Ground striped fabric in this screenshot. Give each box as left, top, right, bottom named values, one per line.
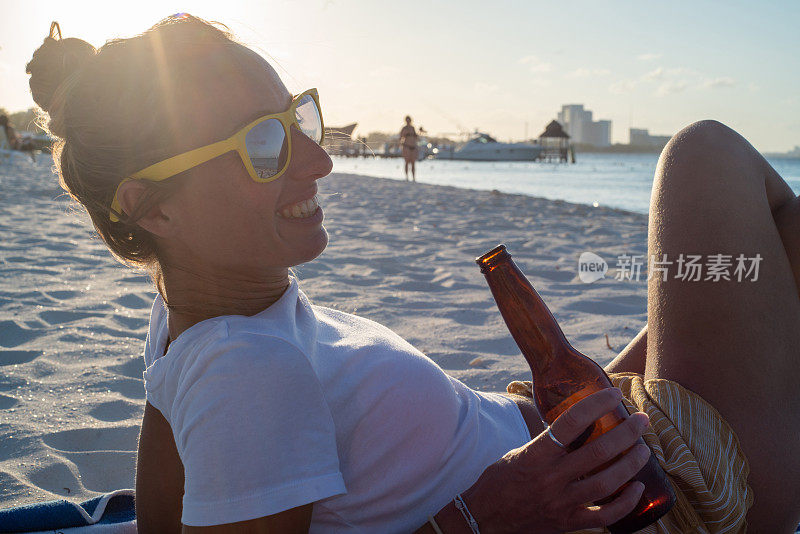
left=571, top=373, right=753, bottom=534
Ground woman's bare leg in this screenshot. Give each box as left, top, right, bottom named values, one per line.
left=605, top=324, right=648, bottom=374
left=608, top=190, right=800, bottom=377
left=608, top=183, right=800, bottom=377
left=644, top=120, right=800, bottom=532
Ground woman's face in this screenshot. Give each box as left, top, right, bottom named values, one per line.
left=160, top=46, right=333, bottom=278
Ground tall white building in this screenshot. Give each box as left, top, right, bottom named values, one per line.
left=556, top=104, right=612, bottom=147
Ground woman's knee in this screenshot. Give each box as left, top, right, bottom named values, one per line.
left=654, top=120, right=760, bottom=197
left=666, top=120, right=743, bottom=157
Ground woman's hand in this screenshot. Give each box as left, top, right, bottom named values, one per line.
left=448, top=388, right=651, bottom=534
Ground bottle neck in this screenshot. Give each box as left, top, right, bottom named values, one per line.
left=479, top=249, right=573, bottom=375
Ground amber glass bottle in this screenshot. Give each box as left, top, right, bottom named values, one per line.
left=476, top=244, right=675, bottom=533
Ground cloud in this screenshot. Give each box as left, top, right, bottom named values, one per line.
left=643, top=67, right=664, bottom=81
left=656, top=80, right=688, bottom=96
left=643, top=67, right=691, bottom=82
left=567, top=68, right=611, bottom=78
left=637, top=53, right=662, bottom=61
left=702, top=77, right=736, bottom=89
left=609, top=79, right=638, bottom=94
left=518, top=55, right=552, bottom=73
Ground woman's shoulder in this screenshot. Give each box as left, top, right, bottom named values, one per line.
left=147, top=307, right=310, bottom=381
left=182, top=319, right=309, bottom=367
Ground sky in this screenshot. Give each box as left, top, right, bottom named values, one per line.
left=1, top=0, right=798, bottom=150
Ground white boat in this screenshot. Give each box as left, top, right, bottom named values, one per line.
left=433, top=132, right=543, bottom=161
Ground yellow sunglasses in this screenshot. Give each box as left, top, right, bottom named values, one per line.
left=110, top=88, right=324, bottom=222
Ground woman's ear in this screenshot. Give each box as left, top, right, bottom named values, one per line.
left=116, top=181, right=175, bottom=238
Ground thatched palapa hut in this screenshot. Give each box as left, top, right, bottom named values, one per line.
left=537, top=120, right=573, bottom=163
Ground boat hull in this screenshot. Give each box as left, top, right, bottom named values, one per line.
left=434, top=145, right=543, bottom=161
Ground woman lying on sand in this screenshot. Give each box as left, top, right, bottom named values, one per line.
left=26, top=15, right=800, bottom=533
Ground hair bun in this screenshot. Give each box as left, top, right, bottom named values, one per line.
left=26, top=22, right=96, bottom=114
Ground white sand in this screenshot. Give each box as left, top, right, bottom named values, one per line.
left=0, top=152, right=649, bottom=508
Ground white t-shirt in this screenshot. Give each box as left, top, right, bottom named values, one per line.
left=143, top=278, right=531, bottom=532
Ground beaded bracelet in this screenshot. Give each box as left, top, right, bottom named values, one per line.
left=427, top=515, right=445, bottom=534
left=453, top=493, right=481, bottom=534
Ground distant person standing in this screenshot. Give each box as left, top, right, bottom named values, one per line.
left=0, top=114, right=36, bottom=161
left=399, top=115, right=418, bottom=182
left=0, top=114, right=20, bottom=151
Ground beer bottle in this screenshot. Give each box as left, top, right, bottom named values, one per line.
left=476, top=244, right=675, bottom=533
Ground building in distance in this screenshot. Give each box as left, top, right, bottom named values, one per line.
left=629, top=128, right=671, bottom=151
left=557, top=104, right=612, bottom=147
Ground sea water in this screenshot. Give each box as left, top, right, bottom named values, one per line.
left=4, top=150, right=798, bottom=216
left=331, top=153, right=800, bottom=215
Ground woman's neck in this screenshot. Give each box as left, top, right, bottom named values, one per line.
left=161, top=263, right=291, bottom=341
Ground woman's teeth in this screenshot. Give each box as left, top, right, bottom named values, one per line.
left=281, top=196, right=319, bottom=219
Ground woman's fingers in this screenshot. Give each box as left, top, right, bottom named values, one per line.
left=560, top=411, right=650, bottom=480
left=544, top=388, right=625, bottom=452
left=565, top=481, right=646, bottom=531
left=566, top=443, right=651, bottom=506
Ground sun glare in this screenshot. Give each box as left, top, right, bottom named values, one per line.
left=43, top=1, right=223, bottom=48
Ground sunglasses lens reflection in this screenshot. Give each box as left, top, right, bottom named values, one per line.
left=295, top=94, right=322, bottom=144
left=245, top=118, right=286, bottom=179
left=244, top=94, right=322, bottom=181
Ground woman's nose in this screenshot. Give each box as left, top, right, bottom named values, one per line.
left=288, top=125, right=332, bottom=181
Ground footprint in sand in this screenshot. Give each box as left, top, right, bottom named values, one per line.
left=38, top=310, right=103, bottom=325
left=0, top=394, right=19, bottom=409
left=25, top=461, right=82, bottom=498
left=43, top=426, right=140, bottom=453
left=112, top=315, right=148, bottom=331
left=92, top=377, right=145, bottom=400
left=112, top=293, right=151, bottom=310
left=439, top=308, right=490, bottom=327
left=107, top=358, right=145, bottom=380
left=0, top=350, right=41, bottom=365
left=41, top=428, right=140, bottom=491
left=63, top=450, right=137, bottom=493
left=0, top=321, right=41, bottom=348
left=89, top=400, right=143, bottom=422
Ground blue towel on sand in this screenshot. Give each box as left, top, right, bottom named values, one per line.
left=0, top=489, right=136, bottom=533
